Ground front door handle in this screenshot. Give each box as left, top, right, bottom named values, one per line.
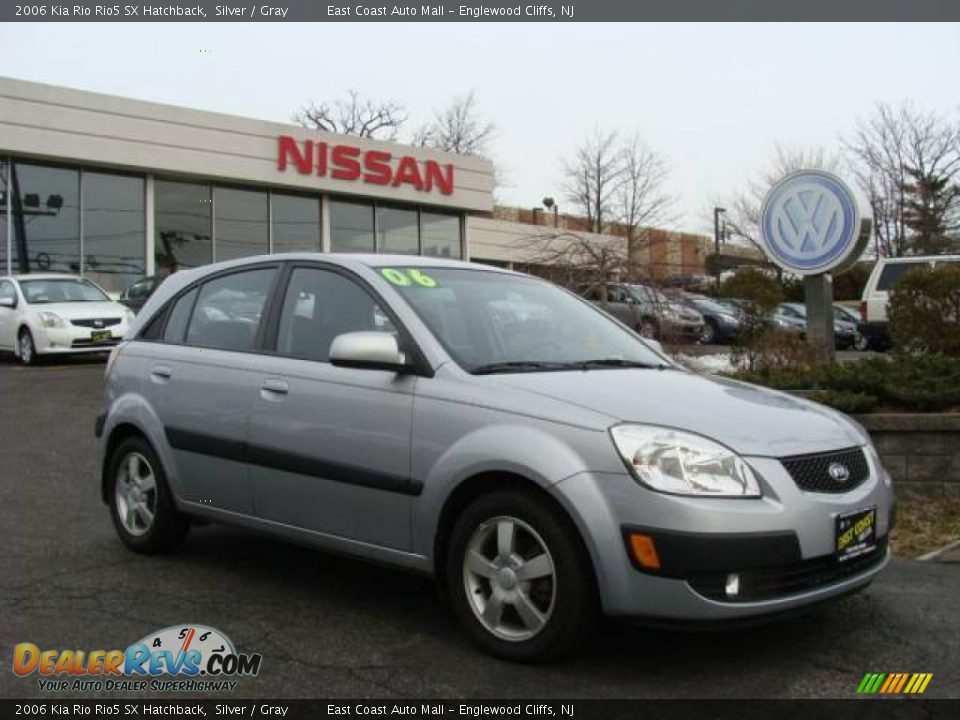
left=260, top=379, right=289, bottom=398
left=150, top=365, right=172, bottom=382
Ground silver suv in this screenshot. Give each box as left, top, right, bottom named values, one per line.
left=98, top=255, right=894, bottom=661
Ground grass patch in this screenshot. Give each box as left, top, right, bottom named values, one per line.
left=890, top=497, right=960, bottom=559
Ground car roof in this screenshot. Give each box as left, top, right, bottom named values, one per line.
left=2, top=273, right=85, bottom=281
left=876, top=255, right=960, bottom=264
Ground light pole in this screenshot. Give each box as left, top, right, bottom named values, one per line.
left=713, top=207, right=726, bottom=294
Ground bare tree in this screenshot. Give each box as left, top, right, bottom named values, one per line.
left=844, top=102, right=960, bottom=257
left=721, top=144, right=840, bottom=254
left=413, top=91, right=495, bottom=156
left=561, top=128, right=622, bottom=233
left=615, top=135, right=675, bottom=261
left=515, top=230, right=630, bottom=289
left=295, top=90, right=407, bottom=140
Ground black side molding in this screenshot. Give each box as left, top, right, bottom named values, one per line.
left=164, top=426, right=422, bottom=497
left=94, top=412, right=106, bottom=439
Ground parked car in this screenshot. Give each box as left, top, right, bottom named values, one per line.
left=833, top=304, right=870, bottom=352
left=0, top=274, right=135, bottom=365
left=579, top=282, right=704, bottom=342
left=99, top=254, right=893, bottom=661
left=861, top=255, right=960, bottom=350
left=678, top=293, right=743, bottom=344
left=778, top=302, right=858, bottom=349
left=118, top=274, right=166, bottom=314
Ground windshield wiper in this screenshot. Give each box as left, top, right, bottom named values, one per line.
left=471, top=361, right=577, bottom=375
left=575, top=358, right=669, bottom=370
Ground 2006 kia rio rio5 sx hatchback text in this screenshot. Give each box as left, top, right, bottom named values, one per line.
left=98, top=255, right=894, bottom=661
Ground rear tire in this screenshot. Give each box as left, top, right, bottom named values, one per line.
left=445, top=490, right=598, bottom=662
left=638, top=319, right=658, bottom=339
left=699, top=320, right=717, bottom=345
left=107, top=436, right=189, bottom=554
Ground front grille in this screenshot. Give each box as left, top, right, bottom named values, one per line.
left=781, top=447, right=869, bottom=494
left=688, top=537, right=887, bottom=602
left=71, top=317, right=121, bottom=328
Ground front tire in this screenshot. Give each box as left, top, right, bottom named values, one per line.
left=18, top=328, right=36, bottom=365
left=699, top=320, right=717, bottom=345
left=107, top=436, right=189, bottom=554
left=853, top=332, right=869, bottom=352
left=445, top=490, right=598, bottom=662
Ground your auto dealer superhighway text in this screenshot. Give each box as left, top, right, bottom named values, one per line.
left=328, top=706, right=562, bottom=716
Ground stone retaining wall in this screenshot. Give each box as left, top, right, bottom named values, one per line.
left=852, top=414, right=960, bottom=497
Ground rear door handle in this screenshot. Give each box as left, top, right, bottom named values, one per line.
left=260, top=379, right=289, bottom=398
left=150, top=365, right=172, bottom=381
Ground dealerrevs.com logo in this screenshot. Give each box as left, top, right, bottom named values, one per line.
left=13, top=624, right=262, bottom=693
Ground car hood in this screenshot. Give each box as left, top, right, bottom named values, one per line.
left=486, top=368, right=862, bottom=457
left=27, top=301, right=128, bottom=319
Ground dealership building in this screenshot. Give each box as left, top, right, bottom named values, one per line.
left=0, top=76, right=495, bottom=294
left=1, top=76, right=754, bottom=295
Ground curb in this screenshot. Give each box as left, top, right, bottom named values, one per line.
left=917, top=538, right=960, bottom=562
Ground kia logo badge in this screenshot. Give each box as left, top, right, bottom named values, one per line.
left=828, top=462, right=850, bottom=483
left=94, top=320, right=103, bottom=328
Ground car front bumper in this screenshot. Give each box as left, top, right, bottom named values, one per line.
left=31, top=323, right=127, bottom=354
left=553, top=451, right=894, bottom=621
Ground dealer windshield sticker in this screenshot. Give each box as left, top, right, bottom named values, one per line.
left=380, top=268, right=439, bottom=288
left=12, top=624, right=261, bottom=693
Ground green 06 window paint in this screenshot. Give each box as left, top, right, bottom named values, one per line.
left=380, top=268, right=438, bottom=287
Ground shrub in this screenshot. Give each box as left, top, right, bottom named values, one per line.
left=732, top=354, right=960, bottom=413
left=888, top=264, right=960, bottom=356
left=719, top=269, right=783, bottom=343
left=731, top=328, right=826, bottom=373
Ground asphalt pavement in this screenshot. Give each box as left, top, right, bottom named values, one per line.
left=1, top=359, right=958, bottom=699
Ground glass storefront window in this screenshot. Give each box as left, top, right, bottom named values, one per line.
left=214, top=187, right=268, bottom=261
left=155, top=180, right=212, bottom=273
left=10, top=163, right=80, bottom=274
left=0, top=160, right=8, bottom=275
left=330, top=200, right=374, bottom=253
left=271, top=193, right=321, bottom=254
left=377, top=206, right=419, bottom=255
left=82, top=172, right=145, bottom=294
left=421, top=211, right=462, bottom=258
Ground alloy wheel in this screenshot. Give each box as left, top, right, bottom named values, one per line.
left=462, top=516, right=556, bottom=642
left=19, top=332, right=33, bottom=364
left=115, top=452, right=157, bottom=537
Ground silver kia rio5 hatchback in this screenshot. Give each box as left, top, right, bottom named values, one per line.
left=98, top=254, right=893, bottom=661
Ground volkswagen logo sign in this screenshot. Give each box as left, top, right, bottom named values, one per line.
left=828, top=462, right=851, bottom=483
left=760, top=170, right=862, bottom=275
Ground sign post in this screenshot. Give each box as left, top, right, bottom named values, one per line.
left=759, top=170, right=868, bottom=362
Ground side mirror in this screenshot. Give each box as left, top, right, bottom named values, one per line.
left=0, top=296, right=16, bottom=309
left=329, top=331, right=409, bottom=372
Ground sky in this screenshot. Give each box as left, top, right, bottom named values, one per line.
left=1, top=22, right=958, bottom=235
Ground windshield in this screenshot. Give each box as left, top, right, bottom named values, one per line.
left=20, top=278, right=110, bottom=304
left=380, top=267, right=667, bottom=373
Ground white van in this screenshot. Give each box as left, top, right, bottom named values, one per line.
left=861, top=254, right=960, bottom=348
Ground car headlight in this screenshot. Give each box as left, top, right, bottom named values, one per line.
left=610, top=424, right=761, bottom=497
left=124, top=308, right=136, bottom=324
left=38, top=311, right=65, bottom=328
left=718, top=313, right=740, bottom=326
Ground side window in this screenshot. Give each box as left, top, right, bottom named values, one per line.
left=162, top=288, right=198, bottom=343
left=607, top=286, right=627, bottom=304
left=876, top=262, right=926, bottom=291
left=185, top=268, right=276, bottom=352
left=582, top=285, right=602, bottom=302
left=0, top=281, right=16, bottom=305
left=276, top=267, right=396, bottom=362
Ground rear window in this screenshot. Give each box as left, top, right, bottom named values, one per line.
left=876, top=262, right=928, bottom=291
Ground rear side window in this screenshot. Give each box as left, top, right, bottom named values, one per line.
left=876, top=262, right=927, bottom=291
left=276, top=268, right=395, bottom=362
left=185, top=268, right=276, bottom=352
left=162, top=288, right=198, bottom=343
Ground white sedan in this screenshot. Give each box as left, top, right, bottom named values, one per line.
left=0, top=274, right=135, bottom=365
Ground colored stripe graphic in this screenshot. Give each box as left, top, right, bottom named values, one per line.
left=857, top=673, right=932, bottom=694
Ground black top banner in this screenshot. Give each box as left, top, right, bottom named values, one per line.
left=2, top=0, right=959, bottom=21
left=2, top=700, right=959, bottom=720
